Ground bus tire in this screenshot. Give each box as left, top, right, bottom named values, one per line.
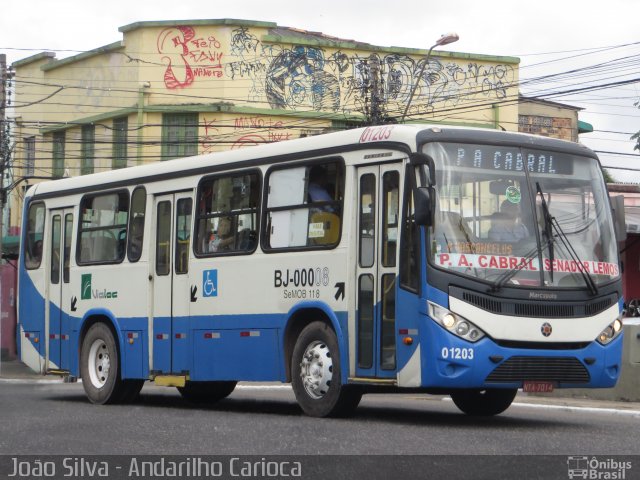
left=80, top=323, right=126, bottom=404
left=450, top=388, right=517, bottom=416
left=291, top=321, right=362, bottom=417
left=177, top=381, right=237, bottom=404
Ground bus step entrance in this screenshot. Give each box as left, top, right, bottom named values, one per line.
left=154, top=375, right=187, bottom=388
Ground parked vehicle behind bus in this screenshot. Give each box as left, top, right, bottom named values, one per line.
left=17, top=125, right=624, bottom=417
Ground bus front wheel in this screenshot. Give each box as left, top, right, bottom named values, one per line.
left=80, top=322, right=130, bottom=404
left=291, top=321, right=361, bottom=417
left=450, top=388, right=517, bottom=416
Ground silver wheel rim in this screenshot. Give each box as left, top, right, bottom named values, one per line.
left=88, top=339, right=111, bottom=388
left=300, top=340, right=333, bottom=399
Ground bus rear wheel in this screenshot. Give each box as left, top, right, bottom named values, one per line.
left=178, top=381, right=237, bottom=404
left=450, top=388, right=517, bottom=416
left=80, top=323, right=129, bottom=404
left=291, top=321, right=362, bottom=417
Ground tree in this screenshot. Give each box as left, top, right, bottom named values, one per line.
left=602, top=168, right=616, bottom=184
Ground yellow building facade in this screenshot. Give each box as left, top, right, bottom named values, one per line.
left=9, top=19, right=520, bottom=232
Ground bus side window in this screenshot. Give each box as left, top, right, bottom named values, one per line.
left=175, top=198, right=192, bottom=274
left=50, top=215, right=62, bottom=284
left=25, top=202, right=45, bottom=270
left=400, top=169, right=419, bottom=292
left=265, top=160, right=343, bottom=249
left=77, top=191, right=129, bottom=264
left=127, top=187, right=146, bottom=262
left=195, top=171, right=260, bottom=256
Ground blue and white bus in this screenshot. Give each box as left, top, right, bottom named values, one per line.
left=17, top=124, right=624, bottom=416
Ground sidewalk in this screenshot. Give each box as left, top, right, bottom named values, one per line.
left=0, top=359, right=54, bottom=380
left=516, top=392, right=640, bottom=413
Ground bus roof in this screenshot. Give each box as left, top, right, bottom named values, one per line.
left=27, top=124, right=596, bottom=200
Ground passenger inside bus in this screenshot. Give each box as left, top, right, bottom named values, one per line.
left=208, top=216, right=235, bottom=252
left=128, top=216, right=144, bottom=258
left=489, top=200, right=529, bottom=242
left=307, top=165, right=334, bottom=207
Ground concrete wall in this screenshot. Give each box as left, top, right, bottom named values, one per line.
left=9, top=19, right=520, bottom=232
left=538, top=320, right=640, bottom=402
left=0, top=263, right=17, bottom=360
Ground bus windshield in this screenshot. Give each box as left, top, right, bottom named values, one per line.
left=424, top=142, right=620, bottom=289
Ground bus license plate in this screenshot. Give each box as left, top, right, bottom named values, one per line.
left=523, top=381, right=554, bottom=393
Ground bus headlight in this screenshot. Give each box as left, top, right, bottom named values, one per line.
left=428, top=302, right=485, bottom=343
left=596, top=317, right=623, bottom=345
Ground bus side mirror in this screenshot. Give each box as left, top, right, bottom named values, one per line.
left=611, top=195, right=627, bottom=244
left=415, top=187, right=434, bottom=226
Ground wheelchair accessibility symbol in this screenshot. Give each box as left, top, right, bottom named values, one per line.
left=203, top=269, right=218, bottom=297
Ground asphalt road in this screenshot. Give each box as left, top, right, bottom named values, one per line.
left=1, top=380, right=639, bottom=456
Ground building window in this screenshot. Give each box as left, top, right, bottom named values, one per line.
left=161, top=113, right=198, bottom=160
left=81, top=124, right=95, bottom=175
left=24, top=136, right=35, bottom=176
left=112, top=117, right=128, bottom=169
left=52, top=131, right=65, bottom=178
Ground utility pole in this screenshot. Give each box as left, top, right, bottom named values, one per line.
left=0, top=53, right=5, bottom=375
left=0, top=53, right=7, bottom=265
left=368, top=54, right=385, bottom=125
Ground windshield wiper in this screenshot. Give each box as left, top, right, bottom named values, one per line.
left=536, top=182, right=555, bottom=283
left=536, top=182, right=598, bottom=296
left=487, top=182, right=553, bottom=293
left=490, top=184, right=598, bottom=295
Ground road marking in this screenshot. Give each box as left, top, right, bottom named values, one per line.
left=510, top=401, right=640, bottom=417
left=0, top=378, right=65, bottom=384
left=236, top=384, right=292, bottom=390
left=441, top=396, right=640, bottom=417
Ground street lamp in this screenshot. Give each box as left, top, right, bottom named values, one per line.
left=401, top=32, right=460, bottom=123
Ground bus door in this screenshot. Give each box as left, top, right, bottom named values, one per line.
left=355, top=163, right=402, bottom=379
left=151, top=192, right=193, bottom=375
left=46, top=208, right=73, bottom=371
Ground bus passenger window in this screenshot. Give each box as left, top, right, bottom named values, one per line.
left=63, top=214, right=73, bottom=283
left=265, top=160, right=344, bottom=249
left=77, top=191, right=129, bottom=264
left=399, top=170, right=419, bottom=292
left=195, top=172, right=260, bottom=256
left=359, top=174, right=376, bottom=268
left=127, top=187, right=146, bottom=262
left=25, top=202, right=45, bottom=270
left=382, top=171, right=399, bottom=267
left=175, top=198, right=192, bottom=274
left=156, top=201, right=171, bottom=275
left=50, top=215, right=61, bottom=284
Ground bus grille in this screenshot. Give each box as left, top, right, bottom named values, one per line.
left=485, top=356, right=590, bottom=384
left=514, top=303, right=574, bottom=317
left=451, top=287, right=617, bottom=319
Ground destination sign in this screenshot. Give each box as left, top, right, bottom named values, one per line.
left=434, top=144, right=574, bottom=175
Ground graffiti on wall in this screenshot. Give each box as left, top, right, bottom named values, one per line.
left=200, top=116, right=219, bottom=154
left=157, top=26, right=225, bottom=89
left=155, top=25, right=515, bottom=118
